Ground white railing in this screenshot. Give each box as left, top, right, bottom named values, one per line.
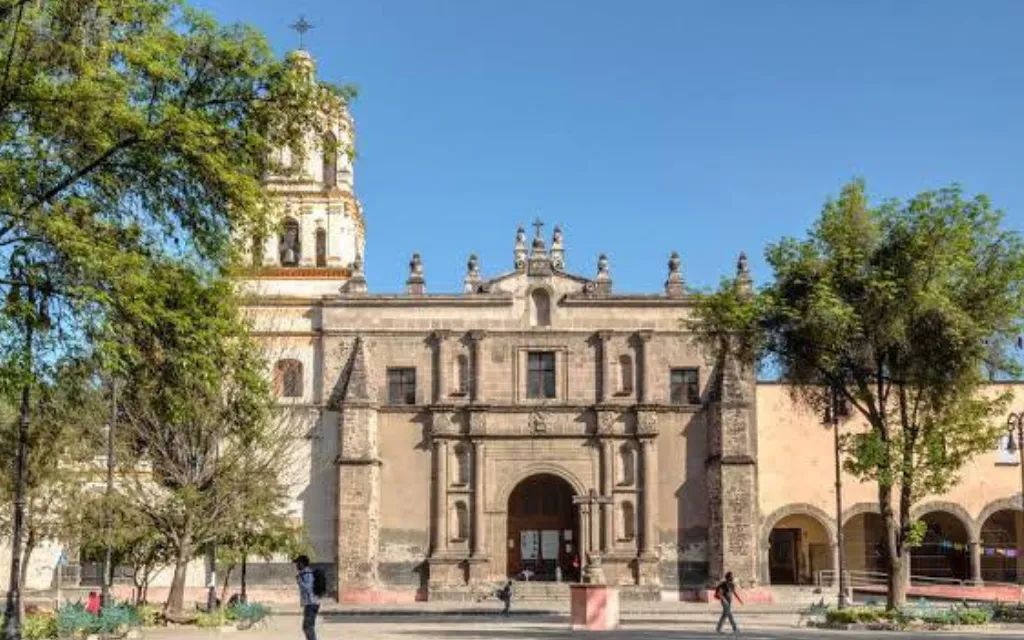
left=816, top=569, right=1023, bottom=590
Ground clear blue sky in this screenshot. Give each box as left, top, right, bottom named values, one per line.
left=195, top=0, right=1024, bottom=294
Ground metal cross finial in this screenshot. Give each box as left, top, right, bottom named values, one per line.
left=289, top=15, right=315, bottom=50
left=532, top=217, right=544, bottom=239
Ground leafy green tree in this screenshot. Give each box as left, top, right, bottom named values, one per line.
left=2, top=1, right=351, bottom=631
left=217, top=509, right=309, bottom=605
left=692, top=180, right=1024, bottom=608
left=107, top=262, right=295, bottom=616
left=0, top=362, right=106, bottom=590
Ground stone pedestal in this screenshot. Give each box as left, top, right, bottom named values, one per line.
left=569, top=584, right=620, bottom=631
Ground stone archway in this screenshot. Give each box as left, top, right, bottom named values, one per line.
left=761, top=504, right=837, bottom=586
left=505, top=473, right=579, bottom=581
left=978, top=496, right=1024, bottom=584
left=910, top=504, right=975, bottom=581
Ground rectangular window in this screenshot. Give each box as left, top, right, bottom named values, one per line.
left=387, top=368, right=417, bottom=405
left=670, top=368, right=700, bottom=405
left=527, top=352, right=557, bottom=399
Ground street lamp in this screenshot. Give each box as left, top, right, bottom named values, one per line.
left=1007, top=412, right=1024, bottom=515
left=825, top=385, right=849, bottom=609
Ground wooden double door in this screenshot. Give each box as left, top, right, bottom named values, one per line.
left=506, top=474, right=579, bottom=581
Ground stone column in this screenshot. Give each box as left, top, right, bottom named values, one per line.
left=578, top=504, right=591, bottom=560
left=601, top=440, right=614, bottom=552
left=470, top=331, right=486, bottom=403
left=434, top=439, right=450, bottom=554
left=636, top=331, right=654, bottom=403
left=640, top=439, right=659, bottom=555
left=433, top=331, right=450, bottom=403
left=969, top=541, right=982, bottom=584
left=597, top=332, right=612, bottom=403
left=472, top=441, right=486, bottom=557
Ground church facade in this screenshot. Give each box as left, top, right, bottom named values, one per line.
left=3, top=51, right=1022, bottom=603
left=235, top=54, right=1023, bottom=602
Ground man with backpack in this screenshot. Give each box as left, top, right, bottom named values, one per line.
left=713, top=571, right=743, bottom=636
left=295, top=555, right=325, bottom=640
left=495, top=580, right=513, bottom=615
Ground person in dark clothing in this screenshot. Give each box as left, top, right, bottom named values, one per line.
left=496, top=580, right=513, bottom=615
left=294, top=555, right=319, bottom=640
left=714, top=571, right=744, bottom=635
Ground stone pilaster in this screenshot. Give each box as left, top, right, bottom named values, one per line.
left=636, top=331, right=654, bottom=403
left=469, top=331, right=486, bottom=403
left=472, top=441, right=486, bottom=557
left=601, top=440, right=613, bottom=552
left=596, top=331, right=613, bottom=403
left=706, top=350, right=759, bottom=586
left=334, top=337, right=382, bottom=595
left=432, top=330, right=450, bottom=403
left=639, top=436, right=661, bottom=587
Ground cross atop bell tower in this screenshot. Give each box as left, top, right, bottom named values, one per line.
left=289, top=15, right=315, bottom=50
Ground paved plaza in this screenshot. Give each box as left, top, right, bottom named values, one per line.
left=138, top=611, right=1024, bottom=640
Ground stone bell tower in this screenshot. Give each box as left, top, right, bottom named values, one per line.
left=241, top=49, right=366, bottom=298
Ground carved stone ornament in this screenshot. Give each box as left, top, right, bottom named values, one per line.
left=529, top=410, right=548, bottom=434
left=469, top=410, right=487, bottom=436
left=597, top=411, right=617, bottom=435
left=637, top=411, right=659, bottom=436
left=431, top=410, right=458, bottom=437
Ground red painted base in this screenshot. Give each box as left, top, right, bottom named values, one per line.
left=569, top=584, right=620, bottom=631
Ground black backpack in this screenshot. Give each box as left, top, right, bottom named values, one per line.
left=312, top=568, right=327, bottom=598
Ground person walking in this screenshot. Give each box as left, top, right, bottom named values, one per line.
left=714, top=571, right=743, bottom=635
left=496, top=580, right=513, bottom=615
left=294, top=555, right=320, bottom=640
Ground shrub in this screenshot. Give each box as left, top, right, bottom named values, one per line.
left=194, top=610, right=229, bottom=628
left=56, top=601, right=140, bottom=637
left=228, top=601, right=270, bottom=624
left=135, top=603, right=163, bottom=627
left=22, top=612, right=58, bottom=640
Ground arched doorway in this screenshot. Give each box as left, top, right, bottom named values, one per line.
left=843, top=512, right=887, bottom=575
left=506, top=474, right=579, bottom=581
left=980, top=509, right=1023, bottom=583
left=768, top=514, right=834, bottom=585
left=912, top=511, right=970, bottom=581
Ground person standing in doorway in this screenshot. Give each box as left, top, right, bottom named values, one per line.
left=714, top=571, right=744, bottom=635
left=294, top=555, right=319, bottom=640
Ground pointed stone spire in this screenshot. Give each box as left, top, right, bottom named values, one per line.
left=594, top=253, right=612, bottom=295
left=463, top=253, right=482, bottom=293
left=406, top=252, right=425, bottom=295
left=513, top=225, right=527, bottom=271
left=550, top=225, right=565, bottom=270
left=342, top=252, right=368, bottom=294
left=328, top=335, right=377, bottom=408
left=736, top=251, right=752, bottom=295
left=665, top=251, right=684, bottom=297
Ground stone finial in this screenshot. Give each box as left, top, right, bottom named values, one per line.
left=550, top=225, right=565, bottom=270
left=530, top=217, right=547, bottom=255
left=463, top=253, right=482, bottom=293
left=513, top=225, right=527, bottom=271
left=593, top=253, right=612, bottom=295
left=341, top=252, right=367, bottom=295
left=736, top=251, right=752, bottom=295
left=406, top=252, right=426, bottom=295
left=665, top=251, right=684, bottom=297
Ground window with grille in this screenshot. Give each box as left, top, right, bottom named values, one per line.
left=387, top=368, right=417, bottom=405
left=670, top=368, right=700, bottom=405
left=527, top=352, right=556, bottom=399
left=274, top=359, right=303, bottom=398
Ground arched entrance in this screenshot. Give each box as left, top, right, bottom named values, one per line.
left=980, top=509, right=1023, bottom=583
left=768, top=514, right=834, bottom=585
left=912, top=511, right=971, bottom=581
left=506, top=474, right=579, bottom=581
left=843, top=512, right=887, bottom=575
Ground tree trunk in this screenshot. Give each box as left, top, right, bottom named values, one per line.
left=220, top=563, right=235, bottom=605
left=165, top=536, right=192, bottom=615
left=240, top=555, right=247, bottom=604
left=879, top=486, right=909, bottom=610
left=19, top=529, right=37, bottom=592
